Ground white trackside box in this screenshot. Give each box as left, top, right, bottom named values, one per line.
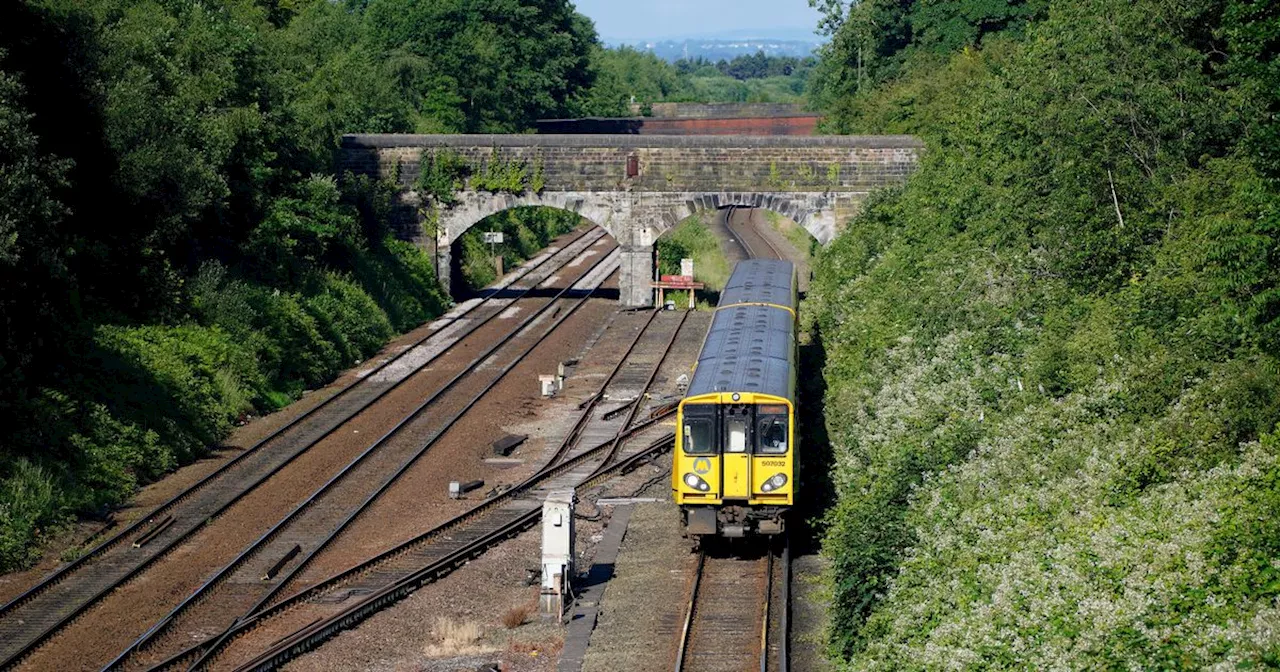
left=540, top=489, right=576, bottom=615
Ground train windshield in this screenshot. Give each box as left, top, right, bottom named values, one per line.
left=757, top=405, right=789, bottom=454
left=683, top=405, right=716, bottom=455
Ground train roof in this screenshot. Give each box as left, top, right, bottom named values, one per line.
left=718, top=259, right=796, bottom=310
left=687, top=303, right=794, bottom=400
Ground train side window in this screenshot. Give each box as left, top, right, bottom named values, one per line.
left=758, top=416, right=788, bottom=454
left=683, top=418, right=715, bottom=455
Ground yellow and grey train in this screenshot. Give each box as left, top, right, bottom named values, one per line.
left=673, top=259, right=798, bottom=539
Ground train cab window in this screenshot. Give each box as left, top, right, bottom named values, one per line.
left=757, top=405, right=789, bottom=454
left=683, top=406, right=716, bottom=455
left=726, top=418, right=748, bottom=453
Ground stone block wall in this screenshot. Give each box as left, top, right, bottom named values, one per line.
left=338, top=134, right=922, bottom=306
left=339, top=134, right=921, bottom=196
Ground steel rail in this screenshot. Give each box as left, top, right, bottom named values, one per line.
left=541, top=308, right=662, bottom=469
left=728, top=206, right=783, bottom=261
left=165, top=308, right=686, bottom=670
left=225, top=433, right=677, bottom=672
left=0, top=226, right=601, bottom=623
left=0, top=228, right=606, bottom=671
left=102, top=239, right=620, bottom=671
left=673, top=550, right=706, bottom=672
left=727, top=205, right=751, bottom=258
left=675, top=544, right=781, bottom=672
left=181, top=425, right=674, bottom=672
left=779, top=535, right=791, bottom=672
left=240, top=251, right=625, bottom=620
left=161, top=414, right=674, bottom=672
left=761, top=543, right=775, bottom=672
left=179, top=315, right=690, bottom=671
left=0, top=225, right=595, bottom=617
left=586, top=309, right=690, bottom=478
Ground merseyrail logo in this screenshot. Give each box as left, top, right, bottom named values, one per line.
left=692, top=457, right=712, bottom=475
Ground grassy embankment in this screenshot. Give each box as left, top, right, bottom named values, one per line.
left=656, top=213, right=731, bottom=309
left=808, top=0, right=1280, bottom=668
left=764, top=210, right=819, bottom=265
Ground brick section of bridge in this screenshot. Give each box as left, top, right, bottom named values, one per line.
left=627, top=102, right=809, bottom=118
left=534, top=116, right=822, bottom=136
left=339, top=134, right=922, bottom=306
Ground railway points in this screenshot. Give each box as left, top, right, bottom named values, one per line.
left=0, top=227, right=612, bottom=671
left=175, top=311, right=698, bottom=671
left=0, top=207, right=807, bottom=672
left=96, top=235, right=622, bottom=672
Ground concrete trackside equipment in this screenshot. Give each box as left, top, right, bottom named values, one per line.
left=540, top=489, right=577, bottom=615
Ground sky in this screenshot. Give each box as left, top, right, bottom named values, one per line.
left=571, top=0, right=825, bottom=43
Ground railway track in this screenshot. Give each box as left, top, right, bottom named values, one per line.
left=726, top=206, right=784, bottom=261
left=216, top=430, right=677, bottom=672
left=675, top=537, right=790, bottom=672
left=98, top=237, right=622, bottom=671
left=0, top=227, right=609, bottom=671
left=142, top=309, right=696, bottom=671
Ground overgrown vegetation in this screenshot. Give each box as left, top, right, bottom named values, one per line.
left=0, top=0, right=826, bottom=571
left=809, top=0, right=1280, bottom=667
left=0, top=0, right=603, bottom=571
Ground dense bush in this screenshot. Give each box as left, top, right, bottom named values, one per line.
left=0, top=237, right=444, bottom=571
left=0, top=460, right=58, bottom=570
left=350, top=239, right=450, bottom=333
left=810, top=0, right=1280, bottom=666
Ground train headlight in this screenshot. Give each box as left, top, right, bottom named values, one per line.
left=682, top=473, right=711, bottom=492
left=760, top=473, right=788, bottom=492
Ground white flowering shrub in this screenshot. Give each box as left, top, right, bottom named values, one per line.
left=808, top=0, right=1280, bottom=664
left=852, top=379, right=1280, bottom=669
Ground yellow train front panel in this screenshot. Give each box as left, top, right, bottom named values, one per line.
left=672, top=392, right=795, bottom=509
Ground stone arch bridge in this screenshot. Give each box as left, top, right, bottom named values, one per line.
left=339, top=134, right=922, bottom=306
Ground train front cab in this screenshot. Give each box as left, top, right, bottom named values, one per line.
left=674, top=392, right=793, bottom=538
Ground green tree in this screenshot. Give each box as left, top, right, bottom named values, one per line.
left=578, top=45, right=691, bottom=114
left=362, top=0, right=597, bottom=131
left=0, top=61, right=73, bottom=397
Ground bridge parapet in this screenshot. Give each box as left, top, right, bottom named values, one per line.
left=341, top=134, right=920, bottom=194
left=339, top=134, right=922, bottom=305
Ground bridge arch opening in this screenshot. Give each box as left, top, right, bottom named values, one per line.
left=665, top=193, right=835, bottom=248
left=444, top=205, right=618, bottom=302
left=654, top=203, right=816, bottom=307
left=342, top=133, right=923, bottom=305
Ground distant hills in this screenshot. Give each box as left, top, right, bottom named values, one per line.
left=603, top=30, right=825, bottom=63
